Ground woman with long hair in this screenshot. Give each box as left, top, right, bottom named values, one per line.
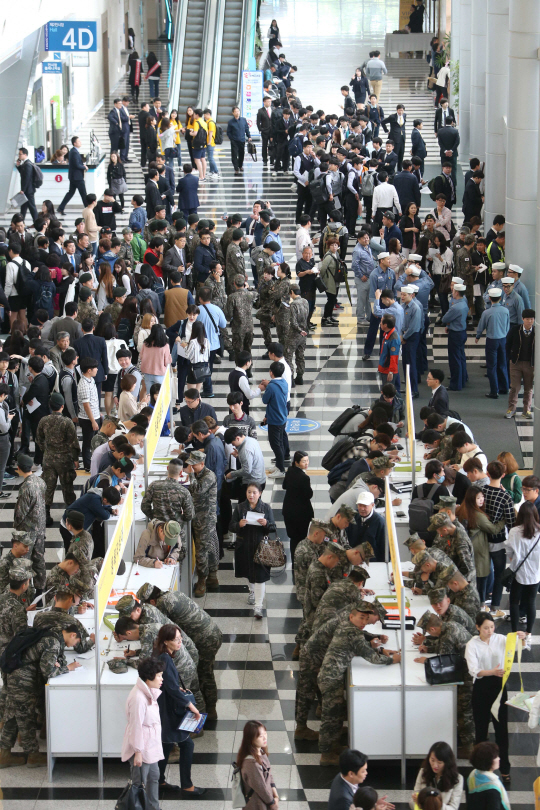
left=144, top=116, right=158, bottom=164
left=168, top=109, right=183, bottom=168
left=496, top=451, right=522, bottom=505
left=282, top=451, right=313, bottom=563
left=3, top=320, right=29, bottom=357
left=96, top=262, right=115, bottom=310
left=146, top=51, right=162, bottom=98
left=128, top=50, right=141, bottom=102
left=101, top=321, right=129, bottom=416
left=456, top=487, right=505, bottom=608
left=158, top=117, right=178, bottom=171
left=116, top=296, right=139, bottom=342
left=184, top=321, right=210, bottom=393
left=79, top=250, right=99, bottom=288
left=410, top=740, right=463, bottom=810
left=505, top=500, right=540, bottom=646
left=184, top=107, right=196, bottom=168
left=41, top=200, right=55, bottom=218
left=387, top=237, right=405, bottom=273
left=399, top=201, right=423, bottom=257
left=140, top=323, right=172, bottom=389
left=236, top=721, right=278, bottom=810
left=107, top=152, right=128, bottom=211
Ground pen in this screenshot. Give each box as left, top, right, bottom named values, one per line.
left=127, top=645, right=130, bottom=653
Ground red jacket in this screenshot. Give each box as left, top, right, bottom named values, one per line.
left=378, top=327, right=400, bottom=374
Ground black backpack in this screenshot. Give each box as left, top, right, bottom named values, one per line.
left=408, top=483, right=439, bottom=534
left=309, top=171, right=328, bottom=205
left=321, top=436, right=355, bottom=471
left=213, top=123, right=224, bottom=145
left=13, top=258, right=32, bottom=296
left=192, top=125, right=208, bottom=150
left=0, top=627, right=55, bottom=674
left=328, top=405, right=364, bottom=436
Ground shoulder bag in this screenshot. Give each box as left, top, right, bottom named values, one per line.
left=424, top=653, right=465, bottom=685
left=501, top=533, right=540, bottom=591
left=254, top=534, right=286, bottom=569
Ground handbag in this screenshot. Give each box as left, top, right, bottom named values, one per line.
left=191, top=361, right=211, bottom=382
left=501, top=533, right=540, bottom=591
left=111, top=177, right=129, bottom=195
left=424, top=653, right=465, bottom=685
left=115, top=780, right=148, bottom=810
left=254, top=534, right=286, bottom=568
left=247, top=141, right=258, bottom=161
left=315, top=275, right=327, bottom=294
left=427, top=76, right=437, bottom=89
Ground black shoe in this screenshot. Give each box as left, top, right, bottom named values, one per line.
left=328, top=317, right=339, bottom=325
left=246, top=368, right=253, bottom=379
left=173, top=407, right=180, bottom=415
left=485, top=393, right=499, bottom=399
left=321, top=318, right=333, bottom=326
left=234, top=169, right=240, bottom=175
left=308, top=323, right=317, bottom=330
left=160, top=782, right=182, bottom=794
left=228, top=353, right=235, bottom=362
left=412, top=392, right=419, bottom=399
left=124, top=159, right=133, bottom=163
left=294, top=375, right=304, bottom=385
left=362, top=355, right=371, bottom=361
left=46, top=510, right=54, bottom=528
left=213, top=355, right=222, bottom=365
left=260, top=351, right=270, bottom=360
left=499, top=390, right=509, bottom=395
left=203, top=393, right=215, bottom=398
left=181, top=787, right=207, bottom=797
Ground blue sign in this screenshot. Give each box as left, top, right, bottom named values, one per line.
left=44, top=21, right=98, bottom=52
left=260, top=419, right=320, bottom=434
left=42, top=61, right=62, bottom=74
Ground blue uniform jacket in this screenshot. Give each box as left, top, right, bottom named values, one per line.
left=442, top=297, right=468, bottom=330
left=369, top=267, right=396, bottom=302
left=402, top=298, right=423, bottom=339
left=476, top=303, right=510, bottom=340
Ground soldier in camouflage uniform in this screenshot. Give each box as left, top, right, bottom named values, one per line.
left=221, top=219, right=246, bottom=266
left=414, top=587, right=477, bottom=644
left=0, top=624, right=81, bottom=768
left=64, top=510, right=94, bottom=560
left=90, top=416, right=120, bottom=453
left=445, top=569, right=482, bottom=622
left=415, top=613, right=474, bottom=757
left=144, top=212, right=176, bottom=245
left=45, top=552, right=81, bottom=602
left=33, top=582, right=95, bottom=654
left=137, top=582, right=223, bottom=718
left=225, top=231, right=249, bottom=293
left=225, top=275, right=258, bottom=357
left=0, top=533, right=36, bottom=607
left=325, top=505, right=357, bottom=545
left=76, top=289, right=100, bottom=327
left=311, top=569, right=370, bottom=634
left=13, top=454, right=47, bottom=589
left=429, top=511, right=476, bottom=586
left=205, top=262, right=233, bottom=355
left=103, top=288, right=127, bottom=323
left=330, top=541, right=374, bottom=581
left=411, top=551, right=458, bottom=594
left=115, top=595, right=199, bottom=666
left=426, top=432, right=461, bottom=466
left=186, top=450, right=219, bottom=597
left=296, top=544, right=342, bottom=644
left=271, top=268, right=291, bottom=349
left=317, top=608, right=399, bottom=764
left=404, top=533, right=453, bottom=588
left=36, top=392, right=79, bottom=524
left=0, top=561, right=31, bottom=723
left=287, top=286, right=310, bottom=384
left=141, top=465, right=195, bottom=555
left=255, top=268, right=277, bottom=352
left=294, top=521, right=330, bottom=607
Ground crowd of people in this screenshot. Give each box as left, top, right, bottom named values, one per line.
left=0, top=12, right=536, bottom=810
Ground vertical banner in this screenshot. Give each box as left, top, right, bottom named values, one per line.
left=144, top=368, right=171, bottom=488
left=405, top=364, right=416, bottom=489
left=241, top=70, right=263, bottom=137
left=385, top=478, right=403, bottom=612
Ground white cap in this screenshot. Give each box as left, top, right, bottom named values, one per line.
left=509, top=264, right=523, bottom=274
left=357, top=491, right=375, bottom=505
left=451, top=276, right=462, bottom=283
left=454, top=284, right=466, bottom=292
left=492, top=262, right=506, bottom=271
left=409, top=266, right=422, bottom=276
left=501, top=277, right=514, bottom=284
left=401, top=285, right=414, bottom=294
left=489, top=288, right=503, bottom=298
left=378, top=252, right=390, bottom=260
left=408, top=253, right=422, bottom=261
left=408, top=284, right=419, bottom=293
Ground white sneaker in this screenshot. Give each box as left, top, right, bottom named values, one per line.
left=271, top=171, right=277, bottom=177
left=254, top=607, right=263, bottom=619
left=247, top=592, right=255, bottom=605
left=524, top=633, right=532, bottom=650
left=268, top=469, right=285, bottom=479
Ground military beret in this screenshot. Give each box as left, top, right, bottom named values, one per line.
left=433, top=496, right=457, bottom=511
left=136, top=583, right=155, bottom=602
left=371, top=456, right=395, bottom=470
left=310, top=519, right=331, bottom=534
left=359, top=541, right=375, bottom=561
left=113, top=287, right=128, bottom=298
left=412, top=550, right=433, bottom=567
left=107, top=659, right=128, bottom=674
left=78, top=287, right=94, bottom=301
left=16, top=453, right=33, bottom=473
left=266, top=241, right=281, bottom=252
left=428, top=512, right=454, bottom=531
left=11, top=530, right=34, bottom=549
left=49, top=392, right=65, bottom=410
left=404, top=533, right=423, bottom=549
left=428, top=587, right=448, bottom=604
left=9, top=560, right=35, bottom=581
left=439, top=563, right=459, bottom=584
left=116, top=594, right=138, bottom=616
left=187, top=450, right=206, bottom=465
left=335, top=505, right=357, bottom=522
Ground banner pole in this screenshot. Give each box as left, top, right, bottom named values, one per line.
left=400, top=584, right=406, bottom=785
left=95, top=581, right=103, bottom=782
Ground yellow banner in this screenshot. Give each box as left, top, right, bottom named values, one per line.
left=385, top=478, right=403, bottom=617
left=405, top=365, right=414, bottom=464
left=95, top=480, right=134, bottom=628
left=492, top=631, right=518, bottom=719
left=145, top=368, right=171, bottom=470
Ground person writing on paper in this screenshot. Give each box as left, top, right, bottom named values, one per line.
left=121, top=657, right=164, bottom=810
left=154, top=625, right=206, bottom=797
left=230, top=481, right=277, bottom=619
left=410, top=741, right=463, bottom=810
left=134, top=519, right=182, bottom=568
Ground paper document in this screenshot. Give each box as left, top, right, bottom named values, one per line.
left=75, top=651, right=95, bottom=660
left=246, top=511, right=263, bottom=525
left=30, top=587, right=52, bottom=607
left=428, top=248, right=438, bottom=257
left=245, top=234, right=254, bottom=245
left=26, top=399, right=41, bottom=414
left=178, top=711, right=207, bottom=732
left=473, top=284, right=481, bottom=297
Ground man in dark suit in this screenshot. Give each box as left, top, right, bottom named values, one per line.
left=382, top=104, right=406, bottom=170
left=157, top=164, right=174, bottom=221
left=432, top=163, right=456, bottom=209
left=434, top=98, right=455, bottom=133
left=73, top=319, right=109, bottom=401
left=176, top=165, right=200, bottom=220
left=437, top=118, right=460, bottom=182
left=9, top=217, right=34, bottom=258
left=49, top=229, right=65, bottom=260
left=426, top=369, right=451, bottom=415
left=256, top=96, right=274, bottom=166
left=120, top=97, right=134, bottom=162
left=57, top=137, right=87, bottom=215
left=108, top=98, right=127, bottom=154
left=462, top=171, right=484, bottom=222
left=22, top=356, right=51, bottom=467
left=381, top=141, right=398, bottom=176
left=138, top=102, right=151, bottom=167
left=392, top=160, right=421, bottom=210
left=16, top=148, right=38, bottom=222
left=410, top=119, right=427, bottom=175
left=145, top=169, right=164, bottom=219
left=328, top=749, right=369, bottom=810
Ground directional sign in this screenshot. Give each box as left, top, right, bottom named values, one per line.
left=260, top=418, right=320, bottom=434
left=42, top=61, right=62, bottom=74
left=44, top=21, right=98, bottom=52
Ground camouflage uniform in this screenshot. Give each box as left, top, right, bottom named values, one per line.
left=287, top=296, right=309, bottom=378
left=33, top=606, right=94, bottom=653
left=36, top=412, right=79, bottom=508
left=312, top=578, right=366, bottom=634
left=90, top=432, right=110, bottom=453
left=272, top=278, right=291, bottom=349
left=225, top=243, right=247, bottom=292
left=118, top=241, right=134, bottom=265
left=409, top=547, right=453, bottom=588
left=189, top=465, right=219, bottom=578
left=76, top=301, right=99, bottom=327
left=186, top=229, right=198, bottom=263
left=0, top=588, right=28, bottom=721
left=317, top=619, right=393, bottom=752
left=67, top=529, right=94, bottom=561
left=144, top=217, right=175, bottom=245
left=255, top=275, right=276, bottom=350
left=449, top=583, right=482, bottom=622
left=221, top=230, right=247, bottom=268
left=225, top=288, right=257, bottom=356
left=205, top=275, right=233, bottom=352
left=294, top=537, right=327, bottom=606
left=454, top=247, right=475, bottom=308
left=140, top=478, right=195, bottom=555
left=419, top=599, right=477, bottom=641
left=429, top=515, right=476, bottom=586
left=13, top=474, right=47, bottom=589
left=429, top=434, right=461, bottom=466
left=45, top=564, right=72, bottom=602
left=297, top=559, right=334, bottom=643
left=0, top=631, right=68, bottom=754
left=104, top=301, right=123, bottom=323
left=209, top=232, right=224, bottom=264
left=0, top=545, right=36, bottom=607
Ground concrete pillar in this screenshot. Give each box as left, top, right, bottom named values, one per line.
left=505, top=0, right=540, bottom=288
left=484, top=0, right=509, bottom=224
left=458, top=0, right=472, bottom=157
left=470, top=0, right=487, bottom=159
left=451, top=0, right=460, bottom=111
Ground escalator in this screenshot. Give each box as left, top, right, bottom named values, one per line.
left=177, top=0, right=207, bottom=111
left=216, top=0, right=244, bottom=126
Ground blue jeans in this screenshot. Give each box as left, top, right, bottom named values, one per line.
left=485, top=337, right=509, bottom=395
left=149, top=78, right=159, bottom=98
left=206, top=144, right=219, bottom=174
left=144, top=373, right=165, bottom=390
left=402, top=331, right=420, bottom=393
left=448, top=329, right=468, bottom=390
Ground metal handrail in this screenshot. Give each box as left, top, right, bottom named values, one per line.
left=168, top=0, right=189, bottom=110
left=235, top=0, right=249, bottom=104
left=200, top=0, right=224, bottom=112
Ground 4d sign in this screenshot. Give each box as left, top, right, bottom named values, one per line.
left=44, top=21, right=98, bottom=52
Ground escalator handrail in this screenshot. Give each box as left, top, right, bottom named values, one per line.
left=168, top=0, right=190, bottom=109
left=235, top=0, right=249, bottom=103
left=200, top=0, right=224, bottom=113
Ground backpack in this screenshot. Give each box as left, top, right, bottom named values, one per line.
left=13, top=258, right=32, bottom=296
left=32, top=162, right=44, bottom=189
left=328, top=405, right=364, bottom=436
left=309, top=171, right=328, bottom=205
left=361, top=171, right=375, bottom=197
left=288, top=134, right=303, bottom=158
left=35, top=285, right=53, bottom=312
left=427, top=174, right=444, bottom=201
left=327, top=457, right=356, bottom=486
left=321, top=435, right=355, bottom=471
left=192, top=124, right=208, bottom=150
left=408, top=483, right=439, bottom=533
left=231, top=758, right=254, bottom=809
left=116, top=318, right=132, bottom=344
left=213, top=123, right=224, bottom=145
left=0, top=627, right=55, bottom=674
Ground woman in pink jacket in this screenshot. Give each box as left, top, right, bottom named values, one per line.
left=121, top=658, right=164, bottom=810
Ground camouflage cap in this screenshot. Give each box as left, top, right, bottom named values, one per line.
left=11, top=530, right=34, bottom=549
left=439, top=563, right=459, bottom=584
left=371, top=456, right=395, bottom=470
left=164, top=521, right=181, bottom=541
left=417, top=609, right=432, bottom=631
left=9, top=559, right=35, bottom=581
left=322, top=541, right=343, bottom=558
left=404, top=533, right=423, bottom=549
left=428, top=587, right=448, bottom=604
left=357, top=566, right=370, bottom=581
left=412, top=550, right=434, bottom=567
left=335, top=505, right=356, bottom=522
left=187, top=450, right=206, bottom=465
left=309, top=519, right=331, bottom=534
left=107, top=659, right=128, bottom=674
left=55, top=582, right=78, bottom=598
left=428, top=512, right=454, bottom=531
left=136, top=582, right=155, bottom=602
left=116, top=594, right=138, bottom=616
left=359, top=541, right=375, bottom=561
left=69, top=547, right=88, bottom=566
left=433, top=495, right=457, bottom=511
left=357, top=599, right=376, bottom=613
left=369, top=598, right=388, bottom=622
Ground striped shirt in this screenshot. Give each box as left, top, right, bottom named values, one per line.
left=77, top=375, right=100, bottom=421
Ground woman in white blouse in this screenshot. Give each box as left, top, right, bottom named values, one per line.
left=505, top=500, right=540, bottom=647
left=430, top=232, right=453, bottom=318
left=430, top=194, right=452, bottom=241
left=184, top=321, right=210, bottom=392
left=465, top=612, right=526, bottom=785
left=410, top=741, right=463, bottom=810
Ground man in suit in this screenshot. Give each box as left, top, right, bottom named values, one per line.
left=434, top=98, right=455, bottom=133
left=57, top=137, right=87, bottom=215
left=21, top=356, right=51, bottom=468
left=256, top=96, right=274, bottom=167
left=382, top=104, right=406, bottom=170
left=410, top=119, right=427, bottom=175
left=392, top=160, right=421, bottom=210
left=16, top=148, right=38, bottom=222
left=462, top=171, right=484, bottom=222
left=49, top=229, right=65, bottom=260
left=145, top=168, right=164, bottom=220
left=437, top=118, right=460, bottom=183
left=271, top=107, right=292, bottom=174
left=162, top=233, right=189, bottom=286
left=108, top=99, right=128, bottom=155
left=381, top=141, right=398, bottom=176
left=120, top=96, right=134, bottom=162
left=157, top=164, right=174, bottom=222
left=151, top=98, right=164, bottom=123
left=49, top=303, right=84, bottom=343
left=73, top=319, right=109, bottom=402
left=426, top=368, right=451, bottom=415
left=328, top=749, right=369, bottom=810
left=432, top=163, right=456, bottom=209
left=138, top=102, right=151, bottom=167
left=176, top=165, right=200, bottom=220
left=8, top=217, right=33, bottom=258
